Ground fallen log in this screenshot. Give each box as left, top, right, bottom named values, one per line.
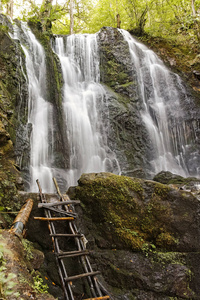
left=10, top=198, right=33, bottom=238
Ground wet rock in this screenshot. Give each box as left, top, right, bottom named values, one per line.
left=91, top=250, right=195, bottom=299
left=98, top=27, right=152, bottom=177
left=153, top=171, right=200, bottom=186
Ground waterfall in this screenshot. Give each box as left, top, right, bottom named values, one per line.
left=53, top=34, right=120, bottom=187
left=119, top=29, right=194, bottom=177
left=12, top=22, right=200, bottom=189
left=13, top=23, right=55, bottom=192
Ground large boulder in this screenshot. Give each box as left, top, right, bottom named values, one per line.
left=73, top=172, right=200, bottom=252
left=68, top=172, right=200, bottom=299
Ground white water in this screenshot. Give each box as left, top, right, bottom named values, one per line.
left=14, top=23, right=55, bottom=192
left=54, top=34, right=120, bottom=187
left=119, top=29, right=189, bottom=177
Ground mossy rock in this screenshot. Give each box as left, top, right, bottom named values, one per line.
left=71, top=172, right=200, bottom=252
left=153, top=171, right=200, bottom=185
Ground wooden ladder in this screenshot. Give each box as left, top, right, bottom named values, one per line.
left=35, top=178, right=110, bottom=300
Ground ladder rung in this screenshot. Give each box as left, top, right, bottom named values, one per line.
left=44, top=207, right=77, bottom=218
left=83, top=296, right=110, bottom=300
left=57, top=250, right=89, bottom=258
left=50, top=233, right=82, bottom=237
left=65, top=271, right=101, bottom=282
left=34, top=217, right=74, bottom=221
left=38, top=200, right=80, bottom=208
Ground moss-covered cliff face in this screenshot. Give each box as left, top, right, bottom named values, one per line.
left=0, top=15, right=29, bottom=226
left=98, top=27, right=152, bottom=178
left=69, top=172, right=200, bottom=299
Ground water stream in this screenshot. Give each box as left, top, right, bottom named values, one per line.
left=119, top=29, right=191, bottom=177
left=13, top=23, right=55, bottom=192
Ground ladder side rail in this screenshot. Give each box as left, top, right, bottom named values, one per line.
left=67, top=220, right=98, bottom=299
left=69, top=220, right=102, bottom=298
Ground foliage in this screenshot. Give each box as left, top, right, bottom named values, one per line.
left=0, top=245, right=20, bottom=299
left=2, top=0, right=200, bottom=52
left=31, top=272, right=48, bottom=294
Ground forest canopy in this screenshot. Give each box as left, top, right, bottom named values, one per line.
left=1, top=0, right=200, bottom=47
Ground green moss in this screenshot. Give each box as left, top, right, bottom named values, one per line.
left=22, top=239, right=34, bottom=261
left=153, top=182, right=171, bottom=198
left=75, top=173, right=177, bottom=252
left=101, top=45, right=131, bottom=87
left=156, top=233, right=179, bottom=248
left=117, top=81, right=135, bottom=89
left=153, top=251, right=185, bottom=265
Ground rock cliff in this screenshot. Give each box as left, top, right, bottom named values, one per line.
left=0, top=14, right=28, bottom=226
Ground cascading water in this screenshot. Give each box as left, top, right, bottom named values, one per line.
left=53, top=34, right=120, bottom=187
left=12, top=22, right=199, bottom=190
left=13, top=23, right=55, bottom=192
left=119, top=29, right=192, bottom=177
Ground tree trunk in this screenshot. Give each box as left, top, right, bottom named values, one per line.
left=191, top=0, right=196, bottom=16
left=41, top=0, right=53, bottom=31
left=70, top=0, right=74, bottom=35
left=6, top=0, right=14, bottom=19
left=116, top=14, right=121, bottom=28
left=116, top=0, right=121, bottom=28
left=42, top=0, right=53, bottom=17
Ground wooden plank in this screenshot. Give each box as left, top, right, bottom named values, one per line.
left=83, top=296, right=110, bottom=300
left=58, top=250, right=89, bottom=258
left=34, top=217, right=74, bottom=221
left=38, top=200, right=80, bottom=208
left=65, top=271, right=101, bottom=282
left=50, top=233, right=82, bottom=237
